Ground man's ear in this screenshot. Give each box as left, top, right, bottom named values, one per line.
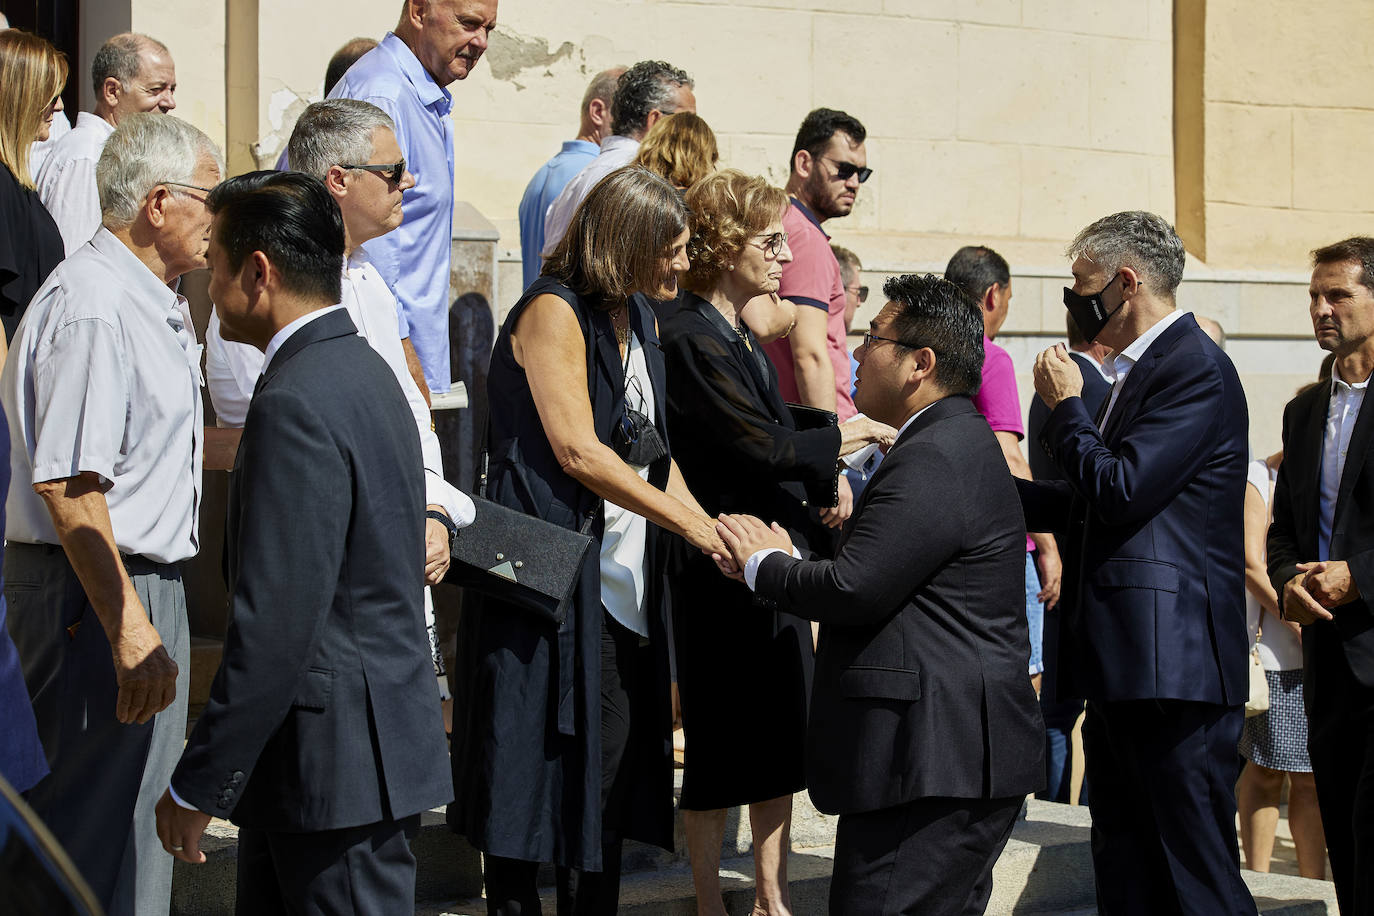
left=982, top=285, right=998, bottom=315
left=909, top=346, right=937, bottom=384
left=323, top=164, right=349, bottom=196
left=1119, top=266, right=1143, bottom=297
left=792, top=148, right=813, bottom=180
left=101, top=76, right=123, bottom=110
left=404, top=0, right=426, bottom=28
left=249, top=250, right=272, bottom=298
left=587, top=97, right=610, bottom=129
left=145, top=186, right=171, bottom=228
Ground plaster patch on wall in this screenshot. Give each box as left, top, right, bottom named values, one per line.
left=254, top=88, right=312, bottom=168
left=486, top=29, right=578, bottom=89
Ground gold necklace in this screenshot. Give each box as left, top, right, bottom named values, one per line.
left=732, top=320, right=753, bottom=351
left=612, top=306, right=629, bottom=352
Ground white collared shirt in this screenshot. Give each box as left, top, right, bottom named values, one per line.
left=205, top=253, right=473, bottom=526
left=540, top=135, right=640, bottom=258
left=742, top=401, right=938, bottom=591
left=1098, top=309, right=1189, bottom=427
left=1318, top=370, right=1369, bottom=561
left=35, top=112, right=116, bottom=256
left=3, top=228, right=205, bottom=563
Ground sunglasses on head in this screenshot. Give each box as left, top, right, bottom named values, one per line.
left=340, top=160, right=407, bottom=185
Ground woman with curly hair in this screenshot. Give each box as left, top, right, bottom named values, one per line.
left=632, top=111, right=718, bottom=191
left=661, top=169, right=895, bottom=916
left=0, top=29, right=67, bottom=348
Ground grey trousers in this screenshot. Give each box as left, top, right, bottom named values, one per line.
left=6, top=542, right=190, bottom=916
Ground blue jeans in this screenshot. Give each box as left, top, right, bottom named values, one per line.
left=1024, top=552, right=1044, bottom=676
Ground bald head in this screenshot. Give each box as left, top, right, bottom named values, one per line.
left=578, top=66, right=625, bottom=145
left=93, top=32, right=176, bottom=122
left=1195, top=314, right=1226, bottom=350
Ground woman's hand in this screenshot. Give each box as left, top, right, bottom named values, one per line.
left=684, top=513, right=737, bottom=574
left=838, top=416, right=898, bottom=456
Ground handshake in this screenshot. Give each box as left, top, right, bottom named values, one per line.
left=706, top=513, right=797, bottom=582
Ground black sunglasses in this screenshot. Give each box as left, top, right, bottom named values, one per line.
left=846, top=284, right=869, bottom=303
left=340, top=160, right=407, bottom=185
left=819, top=156, right=873, bottom=184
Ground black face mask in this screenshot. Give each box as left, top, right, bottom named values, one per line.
left=1062, top=271, right=1123, bottom=343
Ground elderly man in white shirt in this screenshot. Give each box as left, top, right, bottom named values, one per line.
left=3, top=113, right=220, bottom=916
left=36, top=32, right=176, bottom=255
left=206, top=99, right=474, bottom=691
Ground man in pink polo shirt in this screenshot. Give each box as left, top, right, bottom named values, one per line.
left=945, top=245, right=1062, bottom=694
left=764, top=108, right=871, bottom=526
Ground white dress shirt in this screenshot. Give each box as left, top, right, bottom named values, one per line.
left=743, top=401, right=937, bottom=591
left=1098, top=309, right=1189, bottom=427
left=1318, top=370, right=1368, bottom=561
left=3, top=228, right=205, bottom=563
left=35, top=112, right=116, bottom=255
left=205, top=251, right=473, bottom=527
left=540, top=136, right=640, bottom=258
left=28, top=108, right=71, bottom=179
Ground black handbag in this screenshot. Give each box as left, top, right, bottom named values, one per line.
left=446, top=449, right=598, bottom=627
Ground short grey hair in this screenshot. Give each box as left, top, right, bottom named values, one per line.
left=1066, top=210, right=1186, bottom=296
left=91, top=32, right=169, bottom=97
left=286, top=100, right=395, bottom=181
left=581, top=67, right=623, bottom=115
left=97, top=113, right=223, bottom=228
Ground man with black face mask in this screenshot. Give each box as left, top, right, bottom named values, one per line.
left=1016, top=211, right=1256, bottom=916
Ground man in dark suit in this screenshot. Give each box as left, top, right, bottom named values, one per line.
left=154, top=171, right=451, bottom=913
left=717, top=273, right=1044, bottom=916
left=1017, top=211, right=1255, bottom=916
left=1268, top=236, right=1374, bottom=916
left=1025, top=314, right=1112, bottom=804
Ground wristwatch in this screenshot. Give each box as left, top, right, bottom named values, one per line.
left=426, top=509, right=459, bottom=553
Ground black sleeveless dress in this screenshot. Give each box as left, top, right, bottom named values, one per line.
left=448, top=276, right=676, bottom=869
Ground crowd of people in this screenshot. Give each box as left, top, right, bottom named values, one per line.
left=0, top=2, right=1372, bottom=916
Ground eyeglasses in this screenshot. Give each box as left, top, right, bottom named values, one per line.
left=819, top=157, right=873, bottom=184
left=754, top=231, right=788, bottom=258
left=160, top=181, right=214, bottom=198
left=340, top=160, right=407, bottom=185
left=846, top=284, right=869, bottom=303
left=861, top=330, right=909, bottom=349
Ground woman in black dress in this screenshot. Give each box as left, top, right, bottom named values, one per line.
left=661, top=170, right=895, bottom=916
left=449, top=166, right=732, bottom=915
left=0, top=29, right=67, bottom=349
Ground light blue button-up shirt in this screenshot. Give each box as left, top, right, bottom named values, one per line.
left=517, top=139, right=598, bottom=291
left=330, top=32, right=454, bottom=394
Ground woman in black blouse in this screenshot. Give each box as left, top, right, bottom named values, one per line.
left=0, top=29, right=67, bottom=349
left=661, top=170, right=895, bottom=916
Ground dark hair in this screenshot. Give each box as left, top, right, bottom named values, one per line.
left=610, top=60, right=693, bottom=138
left=789, top=108, right=866, bottom=171
left=882, top=273, right=985, bottom=397
left=1312, top=237, right=1374, bottom=294
left=943, top=245, right=1009, bottom=309
left=542, top=166, right=689, bottom=307
left=324, top=37, right=377, bottom=98
left=207, top=170, right=344, bottom=304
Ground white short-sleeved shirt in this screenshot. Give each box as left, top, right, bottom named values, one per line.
left=35, top=112, right=115, bottom=256
left=205, top=251, right=473, bottom=526
left=3, top=228, right=205, bottom=563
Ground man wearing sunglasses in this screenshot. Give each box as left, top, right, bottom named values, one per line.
left=763, top=108, right=872, bottom=530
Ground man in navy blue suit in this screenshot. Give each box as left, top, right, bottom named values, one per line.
left=1017, top=211, right=1256, bottom=916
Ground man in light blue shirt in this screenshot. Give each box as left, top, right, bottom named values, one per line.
left=517, top=66, right=623, bottom=291
left=330, top=0, right=497, bottom=395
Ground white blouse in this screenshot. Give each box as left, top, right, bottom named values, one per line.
left=599, top=330, right=654, bottom=637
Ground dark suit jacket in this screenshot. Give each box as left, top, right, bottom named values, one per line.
left=755, top=396, right=1044, bottom=815
left=1268, top=378, right=1374, bottom=694
left=1018, top=313, right=1250, bottom=705
left=174, top=309, right=451, bottom=831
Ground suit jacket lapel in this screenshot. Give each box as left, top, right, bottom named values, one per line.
left=260, top=308, right=358, bottom=388
left=1291, top=384, right=1327, bottom=528
left=1098, top=315, right=1195, bottom=443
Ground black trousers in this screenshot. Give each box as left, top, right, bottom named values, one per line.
left=829, top=795, right=1022, bottom=916
left=1082, top=699, right=1257, bottom=916
left=234, top=815, right=420, bottom=915
left=1306, top=632, right=1374, bottom=916
left=483, top=610, right=641, bottom=915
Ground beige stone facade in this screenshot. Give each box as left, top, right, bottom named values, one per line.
left=77, top=0, right=1358, bottom=454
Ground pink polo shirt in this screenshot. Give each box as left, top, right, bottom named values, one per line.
left=973, top=336, right=1034, bottom=551
left=762, top=199, right=856, bottom=421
